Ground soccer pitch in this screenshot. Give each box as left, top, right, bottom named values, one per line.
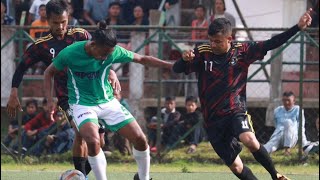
left=1, top=171, right=319, bottom=180
left=1, top=163, right=319, bottom=180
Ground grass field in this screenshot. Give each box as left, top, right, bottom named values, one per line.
left=1, top=163, right=319, bottom=180
left=1, top=142, right=319, bottom=179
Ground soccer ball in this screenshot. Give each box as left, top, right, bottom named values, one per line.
left=59, top=169, right=86, bottom=180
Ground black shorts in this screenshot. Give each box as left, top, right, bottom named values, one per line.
left=206, top=113, right=254, bottom=166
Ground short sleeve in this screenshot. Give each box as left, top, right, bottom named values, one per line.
left=110, top=45, right=134, bottom=64
left=53, top=49, right=68, bottom=71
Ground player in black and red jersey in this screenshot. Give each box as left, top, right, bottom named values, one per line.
left=173, top=9, right=313, bottom=180
left=6, top=0, right=120, bottom=178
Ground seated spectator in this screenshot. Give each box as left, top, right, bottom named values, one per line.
left=264, top=91, right=310, bottom=155
left=14, top=0, right=31, bottom=26
left=1, top=0, right=15, bottom=25
left=69, top=0, right=84, bottom=24
left=166, top=96, right=205, bottom=153
left=208, top=0, right=236, bottom=38
left=12, top=98, right=55, bottom=156
left=303, top=117, right=319, bottom=157
left=83, top=0, right=111, bottom=25
left=29, top=4, right=48, bottom=39
left=147, top=96, right=181, bottom=151
left=67, top=2, right=79, bottom=27
left=27, top=0, right=49, bottom=25
left=33, top=110, right=75, bottom=156
left=3, top=99, right=38, bottom=147
left=164, top=0, right=180, bottom=27
left=191, top=5, right=209, bottom=46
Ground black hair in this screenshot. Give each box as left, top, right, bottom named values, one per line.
left=39, top=4, right=46, bottom=9
left=42, top=98, right=48, bottom=105
left=208, top=17, right=232, bottom=36
left=195, top=4, right=206, bottom=12
left=26, top=99, right=38, bottom=109
left=283, top=91, right=295, bottom=97
left=92, top=20, right=117, bottom=47
left=46, top=0, right=68, bottom=19
left=108, top=1, right=121, bottom=9
left=165, top=96, right=176, bottom=101
left=185, top=96, right=198, bottom=104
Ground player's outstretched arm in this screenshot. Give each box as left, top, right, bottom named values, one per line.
left=44, top=63, right=59, bottom=112
left=172, top=50, right=195, bottom=73
left=132, top=53, right=173, bottom=69
left=262, top=8, right=313, bottom=51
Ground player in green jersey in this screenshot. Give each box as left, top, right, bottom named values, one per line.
left=44, top=20, right=172, bottom=180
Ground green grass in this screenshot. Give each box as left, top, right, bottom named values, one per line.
left=1, top=142, right=319, bottom=179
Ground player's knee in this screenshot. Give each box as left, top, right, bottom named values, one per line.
left=229, top=164, right=243, bottom=174
left=85, top=137, right=101, bottom=156
left=240, top=134, right=259, bottom=151
left=132, top=133, right=148, bottom=149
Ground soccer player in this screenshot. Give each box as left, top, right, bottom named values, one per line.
left=5, top=0, right=120, bottom=178
left=172, top=9, right=313, bottom=180
left=44, top=20, right=172, bottom=180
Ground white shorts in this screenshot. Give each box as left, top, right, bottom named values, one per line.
left=70, top=98, right=135, bottom=132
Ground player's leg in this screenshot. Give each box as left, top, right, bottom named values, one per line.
left=235, top=113, right=289, bottom=180
left=206, top=120, right=258, bottom=180
left=99, top=99, right=150, bottom=180
left=71, top=105, right=107, bottom=180
left=118, top=121, right=150, bottom=180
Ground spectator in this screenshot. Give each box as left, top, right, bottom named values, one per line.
left=147, top=96, right=181, bottom=151
left=132, top=5, right=149, bottom=28
left=166, top=96, right=205, bottom=154
left=29, top=4, right=48, bottom=39
left=33, top=110, right=75, bottom=156
left=105, top=2, right=131, bottom=76
left=12, top=98, right=55, bottom=156
left=70, top=0, right=84, bottom=24
left=67, top=2, right=79, bottom=27
left=164, top=0, right=180, bottom=27
left=1, top=0, right=15, bottom=25
left=209, top=0, right=236, bottom=38
left=3, top=99, right=38, bottom=147
left=119, top=0, right=142, bottom=25
left=14, top=0, right=32, bottom=25
left=27, top=0, right=49, bottom=25
left=264, top=91, right=309, bottom=155
left=83, top=0, right=112, bottom=25
left=191, top=4, right=209, bottom=45
left=303, top=116, right=319, bottom=157
left=105, top=2, right=129, bottom=44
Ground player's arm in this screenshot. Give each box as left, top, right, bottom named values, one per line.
left=132, top=53, right=173, bottom=69
left=44, top=63, right=61, bottom=112
left=7, top=45, right=42, bottom=118
left=109, top=69, right=121, bottom=92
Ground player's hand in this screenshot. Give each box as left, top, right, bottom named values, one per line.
left=6, top=89, right=23, bottom=118
left=182, top=50, right=195, bottom=62
left=298, top=8, right=312, bottom=30
left=109, top=70, right=121, bottom=93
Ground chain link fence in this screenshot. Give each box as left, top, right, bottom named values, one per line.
left=1, top=25, right=319, bottom=162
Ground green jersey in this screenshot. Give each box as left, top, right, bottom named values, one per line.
left=53, top=41, right=134, bottom=106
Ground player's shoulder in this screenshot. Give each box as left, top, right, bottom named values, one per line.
left=34, top=33, right=54, bottom=45
left=196, top=44, right=212, bottom=54
left=67, top=27, right=88, bottom=35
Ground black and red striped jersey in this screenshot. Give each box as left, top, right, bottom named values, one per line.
left=177, top=42, right=267, bottom=127
left=12, top=28, right=91, bottom=110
